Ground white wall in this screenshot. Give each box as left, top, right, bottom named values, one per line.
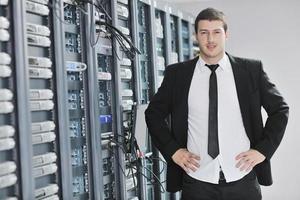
left=174, top=0, right=300, bottom=199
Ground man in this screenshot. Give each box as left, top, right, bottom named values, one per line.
left=145, top=7, right=289, bottom=200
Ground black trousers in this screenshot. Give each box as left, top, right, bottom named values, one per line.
left=181, top=171, right=262, bottom=200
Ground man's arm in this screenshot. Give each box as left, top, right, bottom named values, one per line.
left=253, top=61, right=289, bottom=160
left=145, top=66, right=180, bottom=162
left=236, top=61, right=289, bottom=172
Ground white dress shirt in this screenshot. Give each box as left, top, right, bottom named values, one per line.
left=187, top=54, right=251, bottom=184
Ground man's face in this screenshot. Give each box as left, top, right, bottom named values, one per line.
left=196, top=20, right=228, bottom=61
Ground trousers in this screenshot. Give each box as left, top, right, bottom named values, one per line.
left=181, top=171, right=262, bottom=200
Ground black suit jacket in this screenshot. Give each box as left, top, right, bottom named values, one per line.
left=145, top=53, right=289, bottom=192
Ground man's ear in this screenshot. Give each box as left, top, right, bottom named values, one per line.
left=225, top=30, right=229, bottom=40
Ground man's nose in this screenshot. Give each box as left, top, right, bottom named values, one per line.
left=207, top=33, right=214, bottom=42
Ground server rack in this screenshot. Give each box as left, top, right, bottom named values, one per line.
left=0, top=1, right=27, bottom=199
left=0, top=1, right=196, bottom=199
left=92, top=0, right=121, bottom=199
left=24, top=0, right=62, bottom=199
left=61, top=0, right=103, bottom=199
left=150, top=3, right=195, bottom=200
left=111, top=0, right=141, bottom=199
left=132, top=0, right=157, bottom=199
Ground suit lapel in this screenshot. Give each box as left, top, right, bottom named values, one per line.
left=227, top=54, right=253, bottom=140
left=179, top=57, right=199, bottom=137
left=181, top=56, right=199, bottom=102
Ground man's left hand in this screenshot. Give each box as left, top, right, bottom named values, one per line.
left=235, top=149, right=266, bottom=172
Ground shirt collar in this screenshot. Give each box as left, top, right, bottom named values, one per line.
left=197, top=53, right=229, bottom=72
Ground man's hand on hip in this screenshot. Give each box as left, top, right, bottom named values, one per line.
left=235, top=149, right=266, bottom=172
left=171, top=148, right=201, bottom=173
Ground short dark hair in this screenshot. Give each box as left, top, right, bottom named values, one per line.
left=194, top=8, right=228, bottom=33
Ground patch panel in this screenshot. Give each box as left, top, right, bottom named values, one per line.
left=120, top=68, right=132, bottom=79
left=64, top=3, right=80, bottom=25
left=117, top=4, right=129, bottom=18
left=71, top=148, right=83, bottom=166
left=0, top=101, right=14, bottom=113
left=120, top=58, right=132, bottom=66
left=25, top=1, right=49, bottom=16
left=72, top=176, right=85, bottom=195
left=29, top=89, right=54, bottom=100
left=65, top=32, right=81, bottom=53
left=0, top=125, right=15, bottom=138
left=28, top=56, right=52, bottom=68
left=0, top=65, right=12, bottom=77
left=35, top=184, right=59, bottom=200
left=122, top=89, right=133, bottom=97
left=155, top=17, right=164, bottom=39
left=0, top=52, right=11, bottom=65
left=156, top=56, right=165, bottom=71
left=32, top=131, right=56, bottom=145
left=29, top=67, right=53, bottom=79
left=68, top=102, right=78, bottom=110
left=27, top=23, right=51, bottom=36
left=27, top=34, right=51, bottom=47
left=0, top=16, right=9, bottom=29
left=122, top=99, right=134, bottom=111
left=31, top=121, right=55, bottom=133
left=0, top=0, right=9, bottom=6
left=0, top=161, right=16, bottom=176
left=30, top=100, right=54, bottom=111
left=33, top=163, right=57, bottom=178
left=103, top=183, right=115, bottom=199
left=0, top=88, right=13, bottom=101
left=69, top=120, right=81, bottom=137
left=32, top=152, right=57, bottom=167
left=0, top=28, right=10, bottom=41
left=97, top=72, right=112, bottom=80
left=0, top=138, right=15, bottom=151
left=0, top=173, right=17, bottom=189
left=68, top=93, right=77, bottom=101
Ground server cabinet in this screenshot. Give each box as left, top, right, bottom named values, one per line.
left=0, top=0, right=27, bottom=199
left=61, top=0, right=101, bottom=199
left=92, top=0, right=120, bottom=199
left=24, top=0, right=62, bottom=199
left=112, top=0, right=141, bottom=199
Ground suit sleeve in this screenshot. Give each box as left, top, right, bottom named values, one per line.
left=145, top=66, right=180, bottom=162
left=254, top=61, right=289, bottom=160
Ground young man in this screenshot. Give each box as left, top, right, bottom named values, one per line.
left=145, top=7, right=289, bottom=200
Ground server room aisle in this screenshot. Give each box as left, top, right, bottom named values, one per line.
left=0, top=0, right=195, bottom=199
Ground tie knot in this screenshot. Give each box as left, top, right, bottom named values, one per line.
left=205, top=64, right=219, bottom=72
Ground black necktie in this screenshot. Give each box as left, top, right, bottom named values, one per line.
left=206, top=64, right=219, bottom=159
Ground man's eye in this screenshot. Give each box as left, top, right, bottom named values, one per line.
left=200, top=31, right=207, bottom=34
